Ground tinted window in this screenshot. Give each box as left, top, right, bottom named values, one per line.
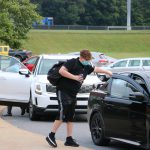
left=132, top=75, right=149, bottom=94
left=26, top=57, right=38, bottom=64
left=113, top=60, right=127, bottom=67
left=128, top=60, right=140, bottom=67
left=110, top=79, right=139, bottom=99
left=142, top=60, right=150, bottom=66
left=0, top=48, right=2, bottom=52
left=4, top=47, right=8, bottom=52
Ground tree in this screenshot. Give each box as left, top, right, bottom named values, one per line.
left=79, top=0, right=120, bottom=26
left=0, top=0, right=40, bottom=48
left=40, top=0, right=86, bottom=25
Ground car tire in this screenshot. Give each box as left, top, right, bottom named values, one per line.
left=29, top=94, right=38, bottom=121
left=90, top=112, right=110, bottom=146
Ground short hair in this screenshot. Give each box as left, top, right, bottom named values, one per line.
left=80, top=50, right=92, bottom=60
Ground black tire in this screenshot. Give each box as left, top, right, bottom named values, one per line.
left=29, top=95, right=38, bottom=121
left=90, top=112, right=110, bottom=146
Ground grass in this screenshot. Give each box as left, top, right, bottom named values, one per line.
left=2, top=30, right=150, bottom=58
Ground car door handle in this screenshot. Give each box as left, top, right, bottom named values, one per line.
left=107, top=104, right=114, bottom=106
left=106, top=103, right=115, bottom=107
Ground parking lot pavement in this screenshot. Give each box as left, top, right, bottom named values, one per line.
left=0, top=106, right=91, bottom=150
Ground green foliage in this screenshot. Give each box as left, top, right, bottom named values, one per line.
left=31, top=0, right=150, bottom=26
left=40, top=0, right=86, bottom=25
left=0, top=0, right=41, bottom=48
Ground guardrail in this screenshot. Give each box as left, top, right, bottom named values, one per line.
left=32, top=25, right=150, bottom=30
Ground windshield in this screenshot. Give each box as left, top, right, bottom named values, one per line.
left=37, top=58, right=95, bottom=75
left=38, top=59, right=66, bottom=75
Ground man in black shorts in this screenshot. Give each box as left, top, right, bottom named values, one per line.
left=46, top=50, right=112, bottom=147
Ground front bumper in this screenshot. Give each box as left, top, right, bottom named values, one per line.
left=32, top=92, right=89, bottom=114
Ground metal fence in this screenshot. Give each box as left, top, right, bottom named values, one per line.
left=32, top=25, right=150, bottom=30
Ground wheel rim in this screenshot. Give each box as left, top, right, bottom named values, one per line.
left=91, top=113, right=102, bottom=143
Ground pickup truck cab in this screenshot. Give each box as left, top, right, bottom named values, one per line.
left=0, top=46, right=32, bottom=61
left=0, top=46, right=9, bottom=55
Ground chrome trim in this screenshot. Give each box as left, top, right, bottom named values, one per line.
left=110, top=137, right=140, bottom=146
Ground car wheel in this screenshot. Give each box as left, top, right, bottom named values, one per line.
left=90, top=112, right=110, bottom=146
left=29, top=95, right=38, bottom=121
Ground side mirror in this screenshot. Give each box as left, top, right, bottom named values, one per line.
left=129, top=92, right=145, bottom=102
left=19, top=68, right=30, bottom=77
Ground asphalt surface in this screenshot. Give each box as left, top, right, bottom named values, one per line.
left=0, top=106, right=91, bottom=150
left=1, top=107, right=141, bottom=150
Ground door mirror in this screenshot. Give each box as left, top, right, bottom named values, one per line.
left=19, top=68, right=30, bottom=76
left=129, top=92, right=145, bottom=102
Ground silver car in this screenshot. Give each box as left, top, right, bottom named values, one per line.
left=102, top=57, right=150, bottom=73
left=68, top=51, right=116, bottom=67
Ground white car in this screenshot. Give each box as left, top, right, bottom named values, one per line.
left=0, top=54, right=101, bottom=120
left=102, top=57, right=150, bottom=72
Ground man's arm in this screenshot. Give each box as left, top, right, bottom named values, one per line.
left=59, top=66, right=83, bottom=82
left=94, top=67, right=112, bottom=76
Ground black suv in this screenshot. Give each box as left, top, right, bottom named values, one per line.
left=87, top=72, right=150, bottom=149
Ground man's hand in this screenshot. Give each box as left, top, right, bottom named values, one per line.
left=74, top=74, right=84, bottom=83
left=59, top=66, right=84, bottom=82
left=94, top=67, right=113, bottom=77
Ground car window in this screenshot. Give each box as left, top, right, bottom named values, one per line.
left=142, top=60, right=150, bottom=66
left=26, top=57, right=38, bottom=64
left=0, top=55, right=26, bottom=73
left=112, top=60, right=127, bottom=68
left=110, top=79, right=139, bottom=99
left=128, top=60, right=140, bottom=67
left=132, top=75, right=149, bottom=94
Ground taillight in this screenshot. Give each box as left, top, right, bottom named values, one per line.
left=99, top=59, right=108, bottom=63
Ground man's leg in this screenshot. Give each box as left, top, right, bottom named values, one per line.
left=64, top=103, right=79, bottom=147
left=7, top=106, right=12, bottom=116
left=46, top=89, right=63, bottom=148
left=67, top=122, right=73, bottom=137
left=46, top=119, right=62, bottom=147
left=51, top=120, right=63, bottom=133
left=21, top=107, right=26, bottom=115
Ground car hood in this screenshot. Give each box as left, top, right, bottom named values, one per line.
left=35, top=75, right=101, bottom=85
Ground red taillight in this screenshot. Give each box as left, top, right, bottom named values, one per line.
left=99, top=59, right=108, bottom=63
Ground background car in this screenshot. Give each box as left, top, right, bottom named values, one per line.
left=9, top=48, right=32, bottom=62
left=87, top=71, right=150, bottom=149
left=0, top=55, right=31, bottom=107
left=0, top=54, right=101, bottom=120
left=68, top=51, right=116, bottom=67
left=27, top=54, right=102, bottom=120
left=102, top=57, right=150, bottom=72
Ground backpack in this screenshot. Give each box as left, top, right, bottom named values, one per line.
left=47, top=61, right=64, bottom=86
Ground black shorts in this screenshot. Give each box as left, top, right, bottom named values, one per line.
left=56, top=90, right=76, bottom=122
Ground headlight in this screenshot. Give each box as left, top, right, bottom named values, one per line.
left=35, top=84, right=42, bottom=95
